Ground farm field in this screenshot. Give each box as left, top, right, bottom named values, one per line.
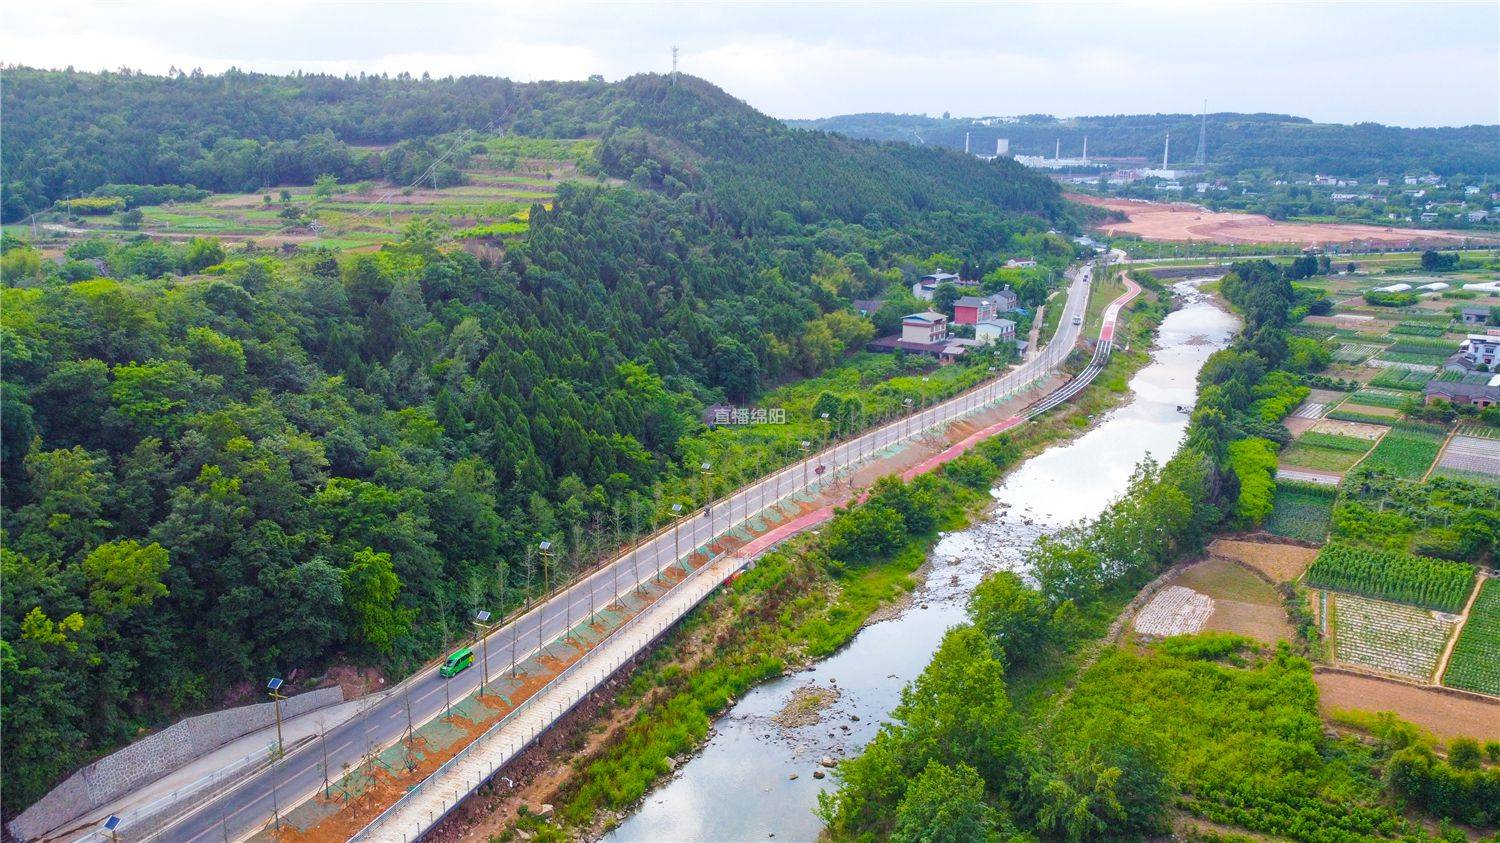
left=1316, top=671, right=1500, bottom=742
left=1131, top=585, right=1214, bottom=638
left=1435, top=433, right=1500, bottom=479
left=16, top=135, right=601, bottom=253
left=1306, top=543, right=1476, bottom=613
left=1279, top=442, right=1367, bottom=473
left=1206, top=539, right=1318, bottom=583
left=1309, top=418, right=1388, bottom=440
left=1331, top=593, right=1454, bottom=681
left=1357, top=423, right=1447, bottom=478
left=1264, top=480, right=1336, bottom=541
left=1442, top=578, right=1500, bottom=697
left=1173, top=558, right=1292, bottom=644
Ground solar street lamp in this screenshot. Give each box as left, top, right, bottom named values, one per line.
left=103, top=815, right=121, bottom=843
left=668, top=503, right=683, bottom=582
left=473, top=609, right=492, bottom=696
left=538, top=541, right=553, bottom=654
left=267, top=677, right=286, bottom=758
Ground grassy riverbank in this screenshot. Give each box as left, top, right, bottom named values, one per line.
left=475, top=279, right=1166, bottom=842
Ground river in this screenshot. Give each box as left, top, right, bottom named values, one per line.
left=605, top=281, right=1237, bottom=843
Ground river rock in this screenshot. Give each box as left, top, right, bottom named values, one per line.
left=789, top=773, right=798, bottom=780
left=537, top=803, right=554, bottom=818
left=813, top=770, right=825, bottom=779
left=820, top=755, right=836, bottom=768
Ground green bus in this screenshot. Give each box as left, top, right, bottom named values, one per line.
left=439, top=647, right=474, bottom=678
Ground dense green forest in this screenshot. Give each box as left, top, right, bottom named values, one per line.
left=0, top=68, right=1065, bottom=226
left=820, top=259, right=1499, bottom=839
left=0, top=71, right=1077, bottom=813
left=790, top=112, right=1498, bottom=178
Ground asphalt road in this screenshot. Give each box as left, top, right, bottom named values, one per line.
left=146, top=260, right=1099, bottom=843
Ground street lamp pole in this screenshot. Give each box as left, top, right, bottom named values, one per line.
left=473, top=610, right=491, bottom=697
left=700, top=461, right=714, bottom=539
left=537, top=541, right=553, bottom=656
left=800, top=440, right=811, bottom=488
left=267, top=678, right=286, bottom=758
left=667, top=503, right=683, bottom=583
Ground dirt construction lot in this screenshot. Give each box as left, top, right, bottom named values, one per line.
left=1072, top=195, right=1484, bottom=247
left=1208, top=539, right=1319, bottom=583
left=1316, top=670, right=1500, bottom=742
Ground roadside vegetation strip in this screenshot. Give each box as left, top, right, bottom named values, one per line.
left=1441, top=578, right=1500, bottom=697
left=1307, top=544, right=1476, bottom=614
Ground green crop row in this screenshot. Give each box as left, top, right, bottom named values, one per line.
left=1307, top=543, right=1476, bottom=613
left=1442, top=578, right=1500, bottom=696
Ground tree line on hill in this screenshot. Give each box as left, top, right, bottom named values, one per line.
left=0, top=72, right=1075, bottom=814
left=0, top=69, right=1067, bottom=227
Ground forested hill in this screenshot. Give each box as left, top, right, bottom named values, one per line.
left=0, top=68, right=1065, bottom=225
left=1, top=69, right=1073, bottom=815
left=788, top=111, right=1499, bottom=177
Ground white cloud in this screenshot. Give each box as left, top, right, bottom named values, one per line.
left=1, top=0, right=1494, bottom=126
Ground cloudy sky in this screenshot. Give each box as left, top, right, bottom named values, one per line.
left=3, top=1, right=1496, bottom=127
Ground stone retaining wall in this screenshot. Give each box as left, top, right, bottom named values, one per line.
left=10, top=686, right=343, bottom=841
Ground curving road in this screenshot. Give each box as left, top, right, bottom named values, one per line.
left=135, top=259, right=1103, bottom=843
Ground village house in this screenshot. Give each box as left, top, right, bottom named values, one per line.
left=1461, top=306, right=1490, bottom=326
left=1424, top=379, right=1500, bottom=410
left=952, top=295, right=998, bottom=325
left=975, top=318, right=1017, bottom=345
left=1003, top=258, right=1037, bottom=269
left=868, top=311, right=974, bottom=363
left=988, top=285, right=1019, bottom=311
left=1443, top=334, right=1500, bottom=374
left=913, top=269, right=961, bottom=301
left=901, top=311, right=948, bottom=344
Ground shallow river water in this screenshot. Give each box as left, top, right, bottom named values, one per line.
left=605, top=282, right=1237, bottom=843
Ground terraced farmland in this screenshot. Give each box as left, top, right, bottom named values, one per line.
left=1333, top=593, right=1454, bottom=681
left=1442, top=578, right=1500, bottom=696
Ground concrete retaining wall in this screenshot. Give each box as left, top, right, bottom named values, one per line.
left=10, top=686, right=343, bottom=841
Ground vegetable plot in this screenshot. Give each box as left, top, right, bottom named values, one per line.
left=1332, top=593, right=1453, bottom=681
left=1307, top=543, right=1476, bottom=613
left=1442, top=578, right=1500, bottom=696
